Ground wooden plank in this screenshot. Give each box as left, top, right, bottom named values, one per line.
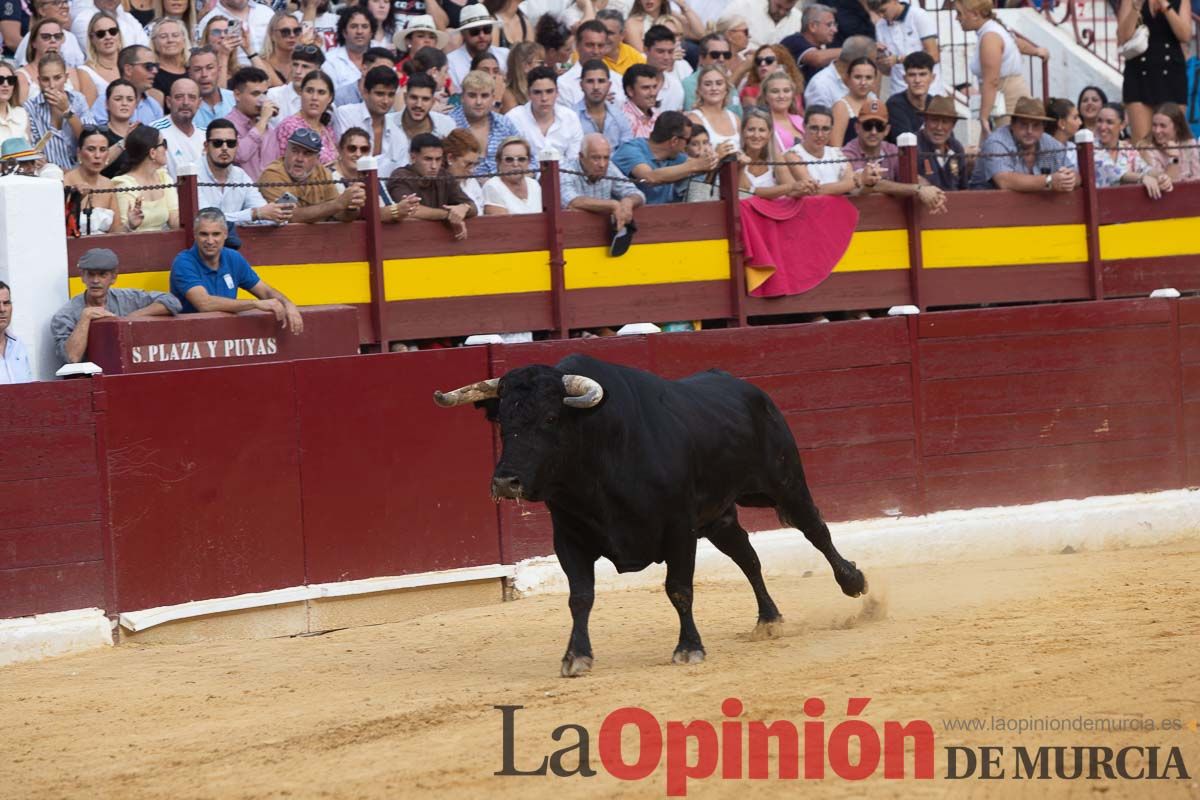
left=66, top=231, right=188, bottom=276
left=924, top=436, right=1174, bottom=476
left=924, top=403, right=1177, bottom=456
left=800, top=439, right=916, bottom=487
left=380, top=216, right=546, bottom=259
left=785, top=404, right=914, bottom=449
left=918, top=298, right=1170, bottom=339
left=1181, top=365, right=1200, bottom=400
left=922, top=363, right=1174, bottom=419
left=564, top=281, right=731, bottom=330
left=919, top=327, right=1172, bottom=380
left=922, top=263, right=1091, bottom=308
left=925, top=455, right=1178, bottom=512
left=748, top=364, right=912, bottom=412
left=852, top=194, right=908, bottom=231
left=1102, top=256, right=1200, bottom=297
left=921, top=190, right=1083, bottom=230
left=1176, top=325, right=1200, bottom=362
left=2, top=475, right=101, bottom=532
left=0, top=522, right=104, bottom=571
left=491, top=336, right=654, bottom=376
left=0, top=561, right=106, bottom=619
left=560, top=202, right=727, bottom=248
left=742, top=270, right=912, bottom=317
left=383, top=293, right=554, bottom=341
left=1180, top=400, right=1200, bottom=442
left=0, top=380, right=93, bottom=429
left=0, top=425, right=96, bottom=483
left=651, top=318, right=911, bottom=378
left=1178, top=298, right=1200, bottom=325
left=810, top=478, right=921, bottom=523
left=1098, top=181, right=1200, bottom=225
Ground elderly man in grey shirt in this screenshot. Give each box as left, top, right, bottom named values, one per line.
left=51, top=248, right=182, bottom=364
left=561, top=133, right=646, bottom=231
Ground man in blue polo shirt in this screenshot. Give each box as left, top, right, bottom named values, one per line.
left=170, top=208, right=304, bottom=334
left=612, top=111, right=717, bottom=205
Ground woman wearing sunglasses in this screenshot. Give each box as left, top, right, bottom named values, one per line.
left=80, top=11, right=123, bottom=106
left=148, top=17, right=188, bottom=97
left=261, top=12, right=301, bottom=87
left=18, top=18, right=95, bottom=103
left=739, top=44, right=803, bottom=109
left=111, top=125, right=180, bottom=233
left=0, top=62, right=30, bottom=144
left=482, top=137, right=541, bottom=215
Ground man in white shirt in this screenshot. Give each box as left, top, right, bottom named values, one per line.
left=197, top=118, right=293, bottom=226
left=396, top=72, right=456, bottom=143
left=804, top=35, right=873, bottom=109
left=266, top=43, right=324, bottom=119
left=557, top=20, right=619, bottom=109
left=321, top=6, right=375, bottom=89
left=68, top=0, right=146, bottom=55
left=505, top=65, right=582, bottom=162
left=195, top=0, right=275, bottom=68
left=722, top=0, right=803, bottom=46
left=643, top=24, right=683, bottom=112
left=870, top=0, right=944, bottom=96
left=447, top=5, right=509, bottom=92
left=334, top=66, right=410, bottom=179
left=150, top=78, right=204, bottom=178
left=0, top=281, right=32, bottom=385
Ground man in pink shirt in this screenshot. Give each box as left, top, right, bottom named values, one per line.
left=223, top=66, right=276, bottom=180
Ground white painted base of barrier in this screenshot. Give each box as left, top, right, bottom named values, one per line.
left=117, top=563, right=515, bottom=633
left=0, top=608, right=113, bottom=668
left=512, top=489, right=1200, bottom=596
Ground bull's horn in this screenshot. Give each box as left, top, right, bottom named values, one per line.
left=433, top=378, right=500, bottom=407
left=562, top=375, right=604, bottom=408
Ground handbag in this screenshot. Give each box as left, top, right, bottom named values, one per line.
left=1120, top=23, right=1149, bottom=60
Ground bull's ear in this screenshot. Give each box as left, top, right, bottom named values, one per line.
left=474, top=398, right=500, bottom=422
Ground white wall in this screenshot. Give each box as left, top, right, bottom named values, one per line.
left=0, top=175, right=70, bottom=381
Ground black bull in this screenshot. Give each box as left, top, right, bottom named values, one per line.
left=434, top=354, right=867, bottom=677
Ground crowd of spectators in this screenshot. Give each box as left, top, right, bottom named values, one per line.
left=0, top=0, right=1198, bottom=380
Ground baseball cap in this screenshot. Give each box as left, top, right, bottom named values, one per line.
left=859, top=98, right=888, bottom=124
left=287, top=127, right=322, bottom=153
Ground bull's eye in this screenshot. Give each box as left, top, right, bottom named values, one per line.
left=543, top=413, right=559, bottom=426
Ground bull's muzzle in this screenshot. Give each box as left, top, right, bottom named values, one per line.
left=491, top=475, right=523, bottom=500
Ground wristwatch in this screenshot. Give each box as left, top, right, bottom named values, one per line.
left=1044, top=173, right=1053, bottom=190
left=62, top=109, right=74, bottom=120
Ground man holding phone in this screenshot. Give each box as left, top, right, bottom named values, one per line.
left=257, top=127, right=365, bottom=223
left=196, top=0, right=275, bottom=68
left=198, top=118, right=294, bottom=225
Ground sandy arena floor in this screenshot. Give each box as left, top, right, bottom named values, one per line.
left=3, top=539, right=1200, bottom=799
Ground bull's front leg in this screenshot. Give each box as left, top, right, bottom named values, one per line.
left=554, top=533, right=596, bottom=678
left=665, top=538, right=705, bottom=665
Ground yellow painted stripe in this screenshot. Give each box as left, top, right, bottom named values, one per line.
left=384, top=250, right=549, bottom=301
left=565, top=239, right=728, bottom=290
left=834, top=229, right=909, bottom=272
left=71, top=261, right=371, bottom=306
left=922, top=224, right=1087, bottom=269
left=1099, top=216, right=1200, bottom=261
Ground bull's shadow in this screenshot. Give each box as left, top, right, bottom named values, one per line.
left=435, top=354, right=867, bottom=677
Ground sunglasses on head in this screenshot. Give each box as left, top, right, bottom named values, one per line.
left=860, top=120, right=887, bottom=132
left=755, top=55, right=777, bottom=66
left=705, top=50, right=732, bottom=60
left=207, top=137, right=237, bottom=148
left=92, top=26, right=119, bottom=38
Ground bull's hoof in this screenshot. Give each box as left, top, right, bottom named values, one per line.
left=672, top=648, right=706, bottom=665
left=561, top=654, right=593, bottom=678
left=751, top=618, right=786, bottom=640
left=837, top=564, right=868, bottom=598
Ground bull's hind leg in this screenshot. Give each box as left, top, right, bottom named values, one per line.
left=703, top=507, right=783, bottom=637
left=554, top=534, right=596, bottom=678
left=664, top=538, right=706, bottom=665
left=779, top=484, right=867, bottom=598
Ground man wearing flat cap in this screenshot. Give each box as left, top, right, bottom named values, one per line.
left=969, top=97, right=1079, bottom=192
left=50, top=248, right=183, bottom=364
left=257, top=127, right=366, bottom=223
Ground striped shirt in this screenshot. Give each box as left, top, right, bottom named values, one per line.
left=449, top=106, right=535, bottom=177
left=26, top=90, right=89, bottom=170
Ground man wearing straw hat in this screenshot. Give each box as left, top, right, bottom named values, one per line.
left=968, top=96, right=1078, bottom=192
left=915, top=96, right=970, bottom=192
left=447, top=5, right=509, bottom=92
